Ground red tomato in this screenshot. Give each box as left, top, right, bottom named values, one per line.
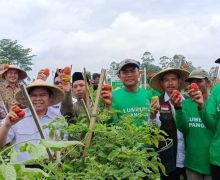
left=189, top=83, right=199, bottom=91
left=63, top=66, right=71, bottom=75
left=102, top=84, right=112, bottom=91
left=43, top=68, right=50, bottom=77
left=12, top=106, right=21, bottom=113
left=17, top=111, right=25, bottom=118
left=10, top=116, right=19, bottom=123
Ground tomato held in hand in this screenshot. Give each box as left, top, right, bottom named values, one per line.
left=17, top=111, right=25, bottom=118
left=10, top=106, right=25, bottom=123
left=10, top=117, right=19, bottom=123
left=189, top=83, right=199, bottom=91
left=43, top=68, right=50, bottom=77
left=63, top=66, right=71, bottom=75
left=102, top=84, right=112, bottom=91
left=12, top=106, right=22, bottom=113
left=172, top=90, right=182, bottom=101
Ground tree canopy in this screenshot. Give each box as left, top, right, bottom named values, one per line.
left=0, top=39, right=36, bottom=72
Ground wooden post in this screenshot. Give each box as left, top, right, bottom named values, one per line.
left=81, top=98, right=91, bottom=125
left=83, top=68, right=94, bottom=106
left=19, top=84, right=53, bottom=160
left=83, top=69, right=106, bottom=155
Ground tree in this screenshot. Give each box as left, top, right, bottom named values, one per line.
left=159, top=56, right=171, bottom=68
left=0, top=39, right=36, bottom=72
left=140, top=51, right=161, bottom=73
left=159, top=54, right=196, bottom=72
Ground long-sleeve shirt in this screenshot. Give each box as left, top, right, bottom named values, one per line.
left=176, top=98, right=212, bottom=175
left=4, top=108, right=65, bottom=163
left=199, top=83, right=220, bottom=167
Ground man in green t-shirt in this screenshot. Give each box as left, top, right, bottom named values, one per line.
left=101, top=58, right=159, bottom=126
left=172, top=69, right=213, bottom=180
left=192, top=58, right=220, bottom=180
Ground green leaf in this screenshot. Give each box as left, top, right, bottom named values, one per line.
left=26, top=143, right=47, bottom=159
left=20, top=143, right=28, bottom=152
left=0, top=164, right=16, bottom=180
left=40, top=140, right=84, bottom=150
left=107, top=150, right=120, bottom=161
left=158, top=162, right=166, bottom=176
left=21, top=168, right=49, bottom=178
left=9, top=149, right=18, bottom=162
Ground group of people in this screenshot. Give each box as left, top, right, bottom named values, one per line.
left=0, top=58, right=219, bottom=180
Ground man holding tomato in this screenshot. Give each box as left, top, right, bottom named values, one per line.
left=192, top=58, right=220, bottom=180
left=0, top=79, right=65, bottom=163
left=172, top=69, right=212, bottom=180
left=101, top=58, right=159, bottom=126
left=150, top=67, right=189, bottom=180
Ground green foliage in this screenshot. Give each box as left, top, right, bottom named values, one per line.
left=0, top=39, right=35, bottom=72
left=0, top=107, right=167, bottom=179
left=0, top=164, right=16, bottom=180
left=40, top=139, right=84, bottom=151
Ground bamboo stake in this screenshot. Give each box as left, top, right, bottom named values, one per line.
left=81, top=98, right=91, bottom=124
left=83, top=69, right=106, bottom=155
left=20, top=84, right=53, bottom=160
left=83, top=68, right=94, bottom=106
left=54, top=133, right=61, bottom=164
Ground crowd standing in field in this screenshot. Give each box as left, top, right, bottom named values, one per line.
left=0, top=58, right=219, bottom=180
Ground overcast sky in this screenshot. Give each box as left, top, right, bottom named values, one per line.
left=0, top=0, right=219, bottom=79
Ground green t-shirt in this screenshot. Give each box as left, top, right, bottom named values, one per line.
left=199, top=83, right=220, bottom=167
left=112, top=87, right=152, bottom=126
left=176, top=99, right=213, bottom=175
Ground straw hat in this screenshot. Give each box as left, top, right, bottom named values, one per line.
left=0, top=65, right=27, bottom=80
left=15, top=79, right=65, bottom=106
left=150, top=67, right=190, bottom=92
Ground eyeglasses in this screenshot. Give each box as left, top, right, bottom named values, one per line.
left=54, top=81, right=62, bottom=85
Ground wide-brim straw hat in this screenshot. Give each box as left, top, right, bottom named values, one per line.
left=15, top=79, right=65, bottom=106
left=150, top=67, right=190, bottom=92
left=0, top=65, right=27, bottom=81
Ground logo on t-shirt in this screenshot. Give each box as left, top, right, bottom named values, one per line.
left=188, top=117, right=206, bottom=128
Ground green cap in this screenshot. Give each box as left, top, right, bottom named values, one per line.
left=185, top=69, right=210, bottom=82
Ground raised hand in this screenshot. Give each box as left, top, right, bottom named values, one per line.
left=101, top=84, right=112, bottom=109
left=170, top=90, right=182, bottom=109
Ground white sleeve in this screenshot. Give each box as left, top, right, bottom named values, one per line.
left=1, top=119, right=16, bottom=145
left=149, top=111, right=161, bottom=127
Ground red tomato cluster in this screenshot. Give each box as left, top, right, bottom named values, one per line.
left=10, top=106, right=25, bottom=122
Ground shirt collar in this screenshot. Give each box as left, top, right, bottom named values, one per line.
left=4, top=81, right=19, bottom=88
left=25, top=108, right=57, bottom=119
left=164, top=92, right=170, bottom=102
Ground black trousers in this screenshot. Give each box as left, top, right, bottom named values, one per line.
left=161, top=167, right=187, bottom=180
left=211, top=164, right=220, bottom=180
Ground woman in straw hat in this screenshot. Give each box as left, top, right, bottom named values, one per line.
left=0, top=79, right=65, bottom=163
left=150, top=67, right=189, bottom=180
left=0, top=64, right=27, bottom=111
